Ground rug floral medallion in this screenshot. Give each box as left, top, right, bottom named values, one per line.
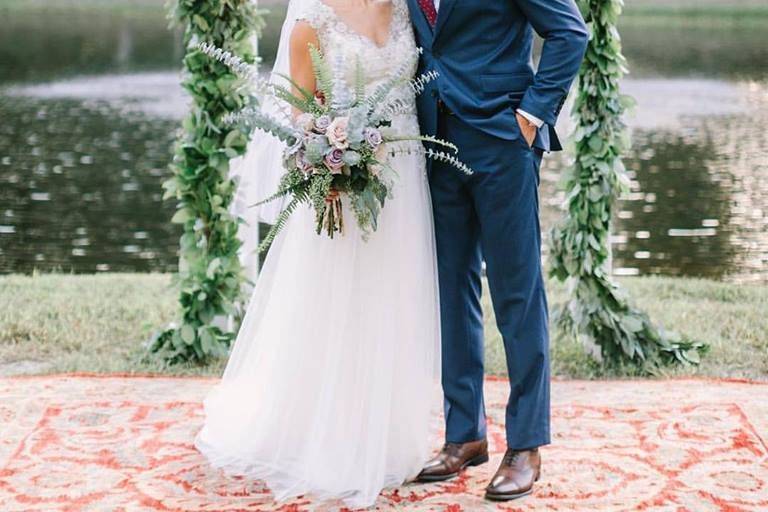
left=0, top=376, right=766, bottom=511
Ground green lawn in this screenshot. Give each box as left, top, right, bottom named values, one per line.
left=1, top=273, right=766, bottom=380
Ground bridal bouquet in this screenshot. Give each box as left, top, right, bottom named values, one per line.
left=199, top=42, right=471, bottom=252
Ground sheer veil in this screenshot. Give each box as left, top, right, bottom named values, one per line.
left=229, top=0, right=313, bottom=283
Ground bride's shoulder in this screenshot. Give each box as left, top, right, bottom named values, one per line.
left=294, top=0, right=335, bottom=31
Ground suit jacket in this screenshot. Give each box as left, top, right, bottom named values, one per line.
left=406, top=0, right=589, bottom=152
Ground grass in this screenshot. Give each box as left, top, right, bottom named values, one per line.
left=1, top=273, right=766, bottom=380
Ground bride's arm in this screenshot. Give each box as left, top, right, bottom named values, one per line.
left=289, top=21, right=320, bottom=112
left=289, top=22, right=339, bottom=200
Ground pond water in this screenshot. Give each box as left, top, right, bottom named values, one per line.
left=1, top=2, right=766, bottom=281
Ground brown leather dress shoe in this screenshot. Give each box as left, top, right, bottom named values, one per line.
left=416, top=439, right=489, bottom=482
left=484, top=448, right=541, bottom=501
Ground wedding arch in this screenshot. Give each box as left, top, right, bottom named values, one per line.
left=148, top=0, right=264, bottom=363
left=151, top=0, right=706, bottom=371
left=547, top=0, right=706, bottom=370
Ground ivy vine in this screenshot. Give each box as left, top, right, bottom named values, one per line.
left=548, top=0, right=708, bottom=372
left=148, top=0, right=264, bottom=364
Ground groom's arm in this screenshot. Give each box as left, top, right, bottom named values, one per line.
left=514, top=0, right=589, bottom=127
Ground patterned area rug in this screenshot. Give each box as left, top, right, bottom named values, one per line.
left=0, top=375, right=766, bottom=511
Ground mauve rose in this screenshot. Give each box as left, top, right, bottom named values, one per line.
left=314, top=115, right=332, bottom=132
left=326, top=116, right=350, bottom=149
left=363, top=127, right=383, bottom=148
left=295, top=113, right=315, bottom=133
left=324, top=148, right=345, bottom=174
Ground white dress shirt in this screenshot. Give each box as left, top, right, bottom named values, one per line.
left=431, top=0, right=544, bottom=128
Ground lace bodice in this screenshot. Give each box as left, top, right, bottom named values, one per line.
left=297, top=0, right=421, bottom=138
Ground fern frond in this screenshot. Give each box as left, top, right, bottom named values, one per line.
left=269, top=83, right=317, bottom=114
left=257, top=188, right=310, bottom=253
left=272, top=72, right=315, bottom=103
left=309, top=45, right=334, bottom=106
left=251, top=184, right=298, bottom=208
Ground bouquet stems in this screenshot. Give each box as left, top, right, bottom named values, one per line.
left=318, top=197, right=344, bottom=238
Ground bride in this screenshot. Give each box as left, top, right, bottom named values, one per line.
left=195, top=0, right=441, bottom=508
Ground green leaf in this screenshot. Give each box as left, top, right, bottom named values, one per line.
left=192, top=14, right=210, bottom=32
left=180, top=324, right=196, bottom=345
left=199, top=328, right=216, bottom=354
left=684, top=349, right=701, bottom=364
left=171, top=208, right=194, bottom=224
left=207, top=257, right=222, bottom=278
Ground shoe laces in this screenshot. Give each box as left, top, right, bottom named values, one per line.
left=503, top=450, right=522, bottom=466
left=442, top=442, right=462, bottom=456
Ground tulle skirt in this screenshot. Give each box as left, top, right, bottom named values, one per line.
left=195, top=144, right=442, bottom=509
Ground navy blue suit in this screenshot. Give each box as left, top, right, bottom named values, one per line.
left=406, top=0, right=588, bottom=449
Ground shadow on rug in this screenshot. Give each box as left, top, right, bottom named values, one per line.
left=0, top=376, right=766, bottom=511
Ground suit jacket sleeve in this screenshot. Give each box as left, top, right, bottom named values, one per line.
left=515, top=0, right=589, bottom=127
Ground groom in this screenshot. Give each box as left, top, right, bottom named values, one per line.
left=407, top=0, right=589, bottom=501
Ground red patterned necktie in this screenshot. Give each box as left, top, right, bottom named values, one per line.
left=418, top=0, right=438, bottom=27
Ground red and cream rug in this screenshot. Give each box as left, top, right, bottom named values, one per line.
left=0, top=375, right=766, bottom=511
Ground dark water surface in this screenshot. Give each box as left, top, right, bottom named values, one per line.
left=1, top=3, right=766, bottom=281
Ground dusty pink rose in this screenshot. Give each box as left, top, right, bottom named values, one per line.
left=326, top=116, right=350, bottom=149
left=370, top=145, right=389, bottom=177
left=374, top=144, right=388, bottom=163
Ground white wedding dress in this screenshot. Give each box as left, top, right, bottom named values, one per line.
left=195, top=0, right=441, bottom=508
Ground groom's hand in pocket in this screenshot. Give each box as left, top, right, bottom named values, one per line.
left=515, top=112, right=537, bottom=148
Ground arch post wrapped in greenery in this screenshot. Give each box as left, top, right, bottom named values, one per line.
left=148, top=0, right=264, bottom=364
left=548, top=0, right=707, bottom=372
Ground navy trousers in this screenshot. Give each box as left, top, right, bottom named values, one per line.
left=430, top=112, right=551, bottom=450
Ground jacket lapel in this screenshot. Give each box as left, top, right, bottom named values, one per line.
left=407, top=0, right=435, bottom=40
left=433, top=0, right=457, bottom=41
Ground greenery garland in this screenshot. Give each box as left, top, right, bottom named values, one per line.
left=548, top=0, right=708, bottom=372
left=148, top=0, right=264, bottom=364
